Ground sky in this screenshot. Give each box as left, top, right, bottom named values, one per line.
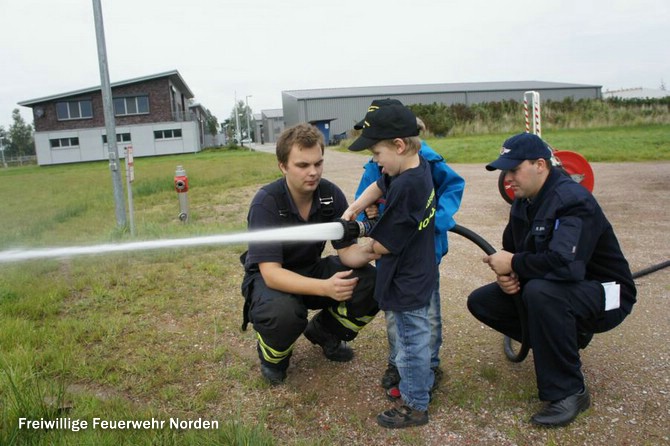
left=1, top=0, right=668, bottom=131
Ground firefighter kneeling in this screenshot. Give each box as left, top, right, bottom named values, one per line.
left=240, top=123, right=379, bottom=385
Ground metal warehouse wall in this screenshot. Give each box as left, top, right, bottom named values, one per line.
left=283, top=86, right=601, bottom=143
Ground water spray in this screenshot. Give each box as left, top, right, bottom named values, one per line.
left=0, top=219, right=372, bottom=264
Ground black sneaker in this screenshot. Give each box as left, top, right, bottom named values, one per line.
left=381, top=364, right=400, bottom=389
left=376, top=405, right=428, bottom=429
left=260, top=364, right=286, bottom=386
left=304, top=319, right=354, bottom=362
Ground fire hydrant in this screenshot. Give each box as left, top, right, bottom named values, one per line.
left=174, top=165, right=189, bottom=222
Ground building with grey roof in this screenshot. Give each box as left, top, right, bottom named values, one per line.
left=282, top=80, right=602, bottom=143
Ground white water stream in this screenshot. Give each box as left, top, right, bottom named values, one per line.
left=0, top=222, right=345, bottom=264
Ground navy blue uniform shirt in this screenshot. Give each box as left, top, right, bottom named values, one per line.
left=244, top=178, right=354, bottom=272
left=505, top=168, right=636, bottom=314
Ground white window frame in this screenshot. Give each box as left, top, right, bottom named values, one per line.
left=154, top=129, right=182, bottom=140
left=50, top=137, right=80, bottom=149
left=102, top=133, right=132, bottom=144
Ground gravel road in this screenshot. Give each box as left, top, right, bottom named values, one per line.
left=316, top=148, right=670, bottom=445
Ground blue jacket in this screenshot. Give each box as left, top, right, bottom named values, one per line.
left=355, top=141, right=465, bottom=264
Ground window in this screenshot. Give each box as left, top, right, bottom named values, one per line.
left=56, top=100, right=92, bottom=120
left=114, top=96, right=149, bottom=116
left=50, top=137, right=79, bottom=149
left=102, top=133, right=131, bottom=144
left=154, top=129, right=182, bottom=140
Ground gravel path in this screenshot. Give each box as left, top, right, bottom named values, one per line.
left=315, top=148, right=670, bottom=445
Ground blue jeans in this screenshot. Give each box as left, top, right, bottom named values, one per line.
left=392, top=306, right=433, bottom=411
left=386, top=276, right=442, bottom=369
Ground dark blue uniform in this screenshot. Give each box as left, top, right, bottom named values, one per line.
left=468, top=168, right=636, bottom=401
left=242, top=178, right=378, bottom=371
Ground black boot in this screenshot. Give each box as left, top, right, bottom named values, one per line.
left=531, top=386, right=590, bottom=427
left=304, top=317, right=353, bottom=362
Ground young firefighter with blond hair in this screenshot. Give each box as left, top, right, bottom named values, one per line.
left=343, top=100, right=436, bottom=428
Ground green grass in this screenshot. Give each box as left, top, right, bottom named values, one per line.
left=424, top=124, right=670, bottom=163
left=0, top=126, right=668, bottom=445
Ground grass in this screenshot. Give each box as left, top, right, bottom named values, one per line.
left=0, top=125, right=668, bottom=445
left=423, top=124, right=670, bottom=163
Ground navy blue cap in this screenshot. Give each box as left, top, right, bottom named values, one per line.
left=349, top=99, right=419, bottom=152
left=485, top=133, right=552, bottom=171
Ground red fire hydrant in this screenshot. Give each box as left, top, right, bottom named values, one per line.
left=174, top=165, right=189, bottom=222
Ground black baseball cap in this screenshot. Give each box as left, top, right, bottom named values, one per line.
left=485, top=133, right=552, bottom=171
left=348, top=99, right=419, bottom=152
left=353, top=98, right=403, bottom=130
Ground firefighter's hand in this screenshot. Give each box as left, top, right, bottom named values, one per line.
left=483, top=250, right=514, bottom=276
left=324, top=270, right=359, bottom=301
left=497, top=273, right=520, bottom=295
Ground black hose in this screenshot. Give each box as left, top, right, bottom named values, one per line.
left=448, top=224, right=530, bottom=362
left=632, top=260, right=670, bottom=279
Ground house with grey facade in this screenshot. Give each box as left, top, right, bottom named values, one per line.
left=282, top=80, right=602, bottom=142
left=19, top=70, right=210, bottom=165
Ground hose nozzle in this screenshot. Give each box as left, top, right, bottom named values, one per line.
left=337, top=218, right=376, bottom=242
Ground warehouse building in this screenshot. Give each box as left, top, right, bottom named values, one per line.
left=282, top=80, right=601, bottom=143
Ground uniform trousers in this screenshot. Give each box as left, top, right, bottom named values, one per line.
left=245, top=256, right=378, bottom=370
left=467, top=278, right=627, bottom=401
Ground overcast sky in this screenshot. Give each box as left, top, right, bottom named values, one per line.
left=1, top=0, right=668, bottom=131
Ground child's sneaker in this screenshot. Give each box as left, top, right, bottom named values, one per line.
left=385, top=386, right=401, bottom=401
left=380, top=363, right=400, bottom=389
left=376, top=404, right=428, bottom=429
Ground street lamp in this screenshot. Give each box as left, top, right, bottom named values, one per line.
left=245, top=95, right=252, bottom=143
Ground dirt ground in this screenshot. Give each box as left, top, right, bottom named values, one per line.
left=285, top=150, right=669, bottom=445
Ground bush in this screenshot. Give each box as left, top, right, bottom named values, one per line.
left=409, top=97, right=670, bottom=136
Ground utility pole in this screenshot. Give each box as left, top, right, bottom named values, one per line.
left=92, top=0, right=126, bottom=228
left=245, top=95, right=252, bottom=141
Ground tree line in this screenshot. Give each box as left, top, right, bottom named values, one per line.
left=0, top=109, right=35, bottom=159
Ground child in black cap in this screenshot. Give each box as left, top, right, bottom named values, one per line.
left=342, top=100, right=436, bottom=428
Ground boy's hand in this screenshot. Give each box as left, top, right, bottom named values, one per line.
left=364, top=204, right=379, bottom=220
left=341, top=207, right=358, bottom=222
